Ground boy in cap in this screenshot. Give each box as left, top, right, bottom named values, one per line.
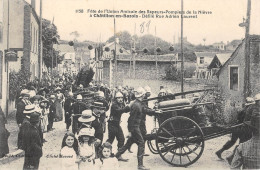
left=23, top=113, right=42, bottom=170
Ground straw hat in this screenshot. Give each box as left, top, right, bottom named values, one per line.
left=115, top=92, right=123, bottom=98
left=55, top=87, right=62, bottom=92
left=245, top=97, right=255, bottom=106
left=20, top=89, right=30, bottom=97
left=23, top=104, right=35, bottom=114
left=78, top=110, right=95, bottom=122
left=49, top=95, right=56, bottom=99
left=254, top=93, right=260, bottom=101
left=77, top=94, right=83, bottom=100
left=78, top=127, right=95, bottom=137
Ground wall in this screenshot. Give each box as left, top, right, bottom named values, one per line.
left=218, top=42, right=245, bottom=123
left=102, top=60, right=196, bottom=88
left=6, top=0, right=24, bottom=71
left=249, top=40, right=260, bottom=97
left=29, top=9, right=39, bottom=79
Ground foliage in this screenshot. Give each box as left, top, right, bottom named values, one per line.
left=75, top=65, right=95, bottom=87
left=42, top=18, right=62, bottom=68
left=107, top=31, right=132, bottom=50
left=164, top=64, right=196, bottom=81
left=9, top=68, right=31, bottom=101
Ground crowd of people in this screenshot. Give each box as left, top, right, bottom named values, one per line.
left=8, top=79, right=163, bottom=170
left=0, top=77, right=259, bottom=170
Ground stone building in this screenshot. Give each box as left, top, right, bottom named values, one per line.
left=217, top=35, right=260, bottom=123
left=0, top=0, right=40, bottom=115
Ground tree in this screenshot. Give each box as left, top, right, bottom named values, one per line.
left=42, top=18, right=62, bottom=68
left=107, top=31, right=132, bottom=50
left=70, top=31, right=80, bottom=41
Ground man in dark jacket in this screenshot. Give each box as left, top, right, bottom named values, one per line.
left=71, top=94, right=88, bottom=133
left=18, top=105, right=35, bottom=151
left=16, top=90, right=31, bottom=148
left=47, top=95, right=56, bottom=132
left=216, top=97, right=255, bottom=160
left=23, top=113, right=42, bottom=170
left=116, top=87, right=161, bottom=170
left=16, top=90, right=31, bottom=125
left=107, top=92, right=130, bottom=161
left=64, top=92, right=75, bottom=131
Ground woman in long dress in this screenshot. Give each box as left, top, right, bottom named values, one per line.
left=55, top=87, right=64, bottom=122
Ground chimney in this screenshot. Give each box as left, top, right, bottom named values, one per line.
left=31, top=0, right=36, bottom=9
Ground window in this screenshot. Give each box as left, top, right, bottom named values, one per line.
left=230, top=67, right=238, bottom=91
left=200, top=57, right=204, bottom=64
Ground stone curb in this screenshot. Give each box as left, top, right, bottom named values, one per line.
left=0, top=149, right=24, bottom=165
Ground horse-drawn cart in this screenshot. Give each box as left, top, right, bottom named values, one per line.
left=144, top=89, right=241, bottom=167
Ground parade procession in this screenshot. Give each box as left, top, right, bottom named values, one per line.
left=0, top=0, right=260, bottom=170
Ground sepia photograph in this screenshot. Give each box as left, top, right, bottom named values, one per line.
left=0, top=0, right=260, bottom=169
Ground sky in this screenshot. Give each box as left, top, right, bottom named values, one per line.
left=28, top=0, right=260, bottom=45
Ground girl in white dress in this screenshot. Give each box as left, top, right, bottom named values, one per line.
left=96, top=142, right=119, bottom=170
left=60, top=132, right=79, bottom=170
left=77, top=128, right=96, bottom=170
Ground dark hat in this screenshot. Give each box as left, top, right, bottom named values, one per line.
left=92, top=101, right=106, bottom=110
left=244, top=112, right=260, bottom=130
left=32, top=95, right=42, bottom=101
left=30, top=112, right=40, bottom=123
left=38, top=88, right=49, bottom=94
left=40, top=99, right=49, bottom=104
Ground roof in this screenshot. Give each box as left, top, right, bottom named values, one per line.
left=194, top=52, right=217, bottom=58
left=53, top=44, right=75, bottom=53
left=208, top=53, right=232, bottom=69
left=215, top=53, right=232, bottom=65
left=217, top=35, right=260, bottom=75
left=104, top=54, right=180, bottom=62
left=103, top=42, right=130, bottom=55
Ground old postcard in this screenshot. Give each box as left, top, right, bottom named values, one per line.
left=0, top=0, right=259, bottom=169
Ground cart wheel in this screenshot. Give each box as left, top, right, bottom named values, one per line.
left=156, top=116, right=204, bottom=167
left=147, top=140, right=159, bottom=154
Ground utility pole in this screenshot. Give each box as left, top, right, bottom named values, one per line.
left=243, top=0, right=251, bottom=99
left=180, top=0, right=184, bottom=93
left=114, top=17, right=117, bottom=87
left=155, top=26, right=158, bottom=80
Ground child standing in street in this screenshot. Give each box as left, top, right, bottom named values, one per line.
left=60, top=132, right=79, bottom=170
left=77, top=128, right=96, bottom=170
left=96, top=142, right=119, bottom=170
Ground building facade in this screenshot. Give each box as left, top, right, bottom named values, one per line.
left=0, top=0, right=40, bottom=115
left=217, top=35, right=260, bottom=123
